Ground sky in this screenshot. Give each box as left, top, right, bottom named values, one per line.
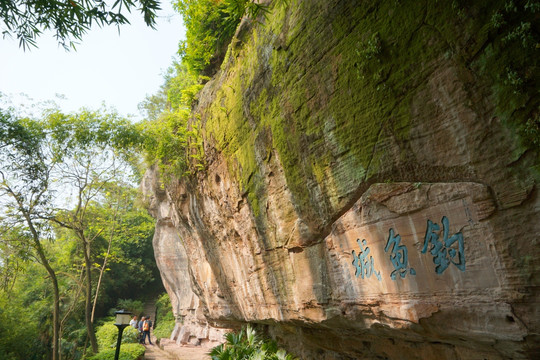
left=0, top=1, right=185, bottom=121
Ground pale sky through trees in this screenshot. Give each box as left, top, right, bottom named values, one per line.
left=0, top=1, right=185, bottom=121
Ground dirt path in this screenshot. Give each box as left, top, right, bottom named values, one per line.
left=141, top=299, right=211, bottom=359
left=143, top=341, right=211, bottom=360
left=143, top=344, right=176, bottom=360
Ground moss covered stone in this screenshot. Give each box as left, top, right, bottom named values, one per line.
left=194, top=0, right=539, bottom=231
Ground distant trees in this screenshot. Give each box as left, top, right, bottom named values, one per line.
left=0, top=109, right=62, bottom=360
left=0, top=105, right=158, bottom=359
left=42, top=109, right=143, bottom=354
left=0, top=0, right=161, bottom=49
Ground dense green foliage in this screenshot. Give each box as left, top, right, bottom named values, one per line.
left=142, top=109, right=191, bottom=177
left=95, top=321, right=140, bottom=350
left=209, top=325, right=296, bottom=360
left=87, top=343, right=145, bottom=360
left=88, top=197, right=161, bottom=306
left=0, top=263, right=51, bottom=360
left=0, top=104, right=163, bottom=359
left=115, top=299, right=145, bottom=317
left=0, top=0, right=161, bottom=49
left=174, top=0, right=268, bottom=76
left=153, top=312, right=175, bottom=341
left=139, top=61, right=206, bottom=180
left=153, top=293, right=175, bottom=341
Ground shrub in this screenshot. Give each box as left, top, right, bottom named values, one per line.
left=155, top=293, right=172, bottom=321
left=122, top=326, right=141, bottom=344
left=154, top=293, right=176, bottom=341
left=87, top=343, right=145, bottom=360
left=96, top=322, right=140, bottom=351
left=153, top=312, right=175, bottom=341
left=209, top=325, right=297, bottom=360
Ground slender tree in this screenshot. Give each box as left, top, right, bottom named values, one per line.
left=90, top=181, right=130, bottom=323
left=0, top=111, right=62, bottom=360
left=43, top=108, right=143, bottom=354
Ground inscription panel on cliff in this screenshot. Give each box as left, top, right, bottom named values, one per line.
left=332, top=197, right=498, bottom=296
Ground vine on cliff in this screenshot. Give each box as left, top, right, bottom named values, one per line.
left=140, top=1, right=290, bottom=180
left=478, top=0, right=540, bottom=151
left=140, top=60, right=206, bottom=180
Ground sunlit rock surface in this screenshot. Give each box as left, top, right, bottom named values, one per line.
left=143, top=0, right=539, bottom=358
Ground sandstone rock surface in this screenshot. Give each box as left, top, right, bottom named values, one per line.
left=143, top=1, right=540, bottom=358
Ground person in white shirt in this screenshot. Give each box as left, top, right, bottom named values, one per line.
left=129, top=315, right=138, bottom=328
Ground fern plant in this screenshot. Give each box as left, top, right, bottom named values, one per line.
left=209, top=325, right=297, bottom=360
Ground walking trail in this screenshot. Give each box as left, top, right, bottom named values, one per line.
left=143, top=340, right=211, bottom=360
left=141, top=299, right=211, bottom=360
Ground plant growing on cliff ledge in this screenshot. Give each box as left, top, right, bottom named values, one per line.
left=140, top=59, right=207, bottom=179
left=142, top=109, right=190, bottom=178
left=174, top=0, right=272, bottom=76
left=357, top=32, right=383, bottom=61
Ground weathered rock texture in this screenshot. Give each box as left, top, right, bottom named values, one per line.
left=144, top=0, right=540, bottom=358
left=142, top=169, right=229, bottom=347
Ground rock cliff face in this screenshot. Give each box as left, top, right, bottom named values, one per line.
left=143, top=0, right=539, bottom=358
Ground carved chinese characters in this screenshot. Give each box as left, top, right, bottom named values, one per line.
left=384, top=228, right=416, bottom=279
left=422, top=216, right=465, bottom=274
left=332, top=191, right=498, bottom=295
left=351, top=216, right=464, bottom=282
left=352, top=239, right=382, bottom=281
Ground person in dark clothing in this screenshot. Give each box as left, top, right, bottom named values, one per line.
left=137, top=316, right=145, bottom=344
left=141, top=316, right=153, bottom=345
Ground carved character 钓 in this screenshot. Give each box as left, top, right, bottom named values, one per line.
left=421, top=216, right=465, bottom=274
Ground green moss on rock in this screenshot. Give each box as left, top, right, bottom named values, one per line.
left=197, top=0, right=539, bottom=228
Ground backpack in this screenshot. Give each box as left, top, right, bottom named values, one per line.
left=143, top=320, right=150, bottom=331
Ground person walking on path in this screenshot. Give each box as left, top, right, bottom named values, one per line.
left=141, top=316, right=153, bottom=345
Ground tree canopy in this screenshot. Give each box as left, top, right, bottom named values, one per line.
left=0, top=0, right=161, bottom=49
left=0, top=105, right=161, bottom=359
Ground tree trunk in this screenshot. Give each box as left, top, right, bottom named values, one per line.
left=91, top=236, right=111, bottom=323
left=60, top=270, right=84, bottom=360
left=92, top=193, right=122, bottom=323
left=82, top=237, right=99, bottom=354
left=20, top=205, right=60, bottom=360
left=32, top=235, right=60, bottom=360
